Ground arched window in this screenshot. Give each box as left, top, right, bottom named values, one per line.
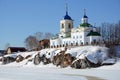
left=73, top=36, right=75, bottom=39
left=80, top=35, right=82, bottom=38
left=68, top=23, right=71, bottom=29
left=62, top=24, right=64, bottom=28
left=76, top=36, right=78, bottom=39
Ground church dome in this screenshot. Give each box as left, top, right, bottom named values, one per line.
left=83, top=15, right=88, bottom=18
left=87, top=30, right=101, bottom=36
left=64, top=14, right=72, bottom=20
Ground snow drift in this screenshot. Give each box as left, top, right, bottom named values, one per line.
left=0, top=46, right=112, bottom=69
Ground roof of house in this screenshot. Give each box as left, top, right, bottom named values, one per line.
left=7, top=47, right=26, bottom=52
left=87, top=30, right=101, bottom=36
left=39, top=39, right=50, bottom=44
left=39, top=39, right=50, bottom=42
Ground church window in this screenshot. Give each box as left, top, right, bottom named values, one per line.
left=52, top=42, right=55, bottom=46
left=80, top=40, right=81, bottom=43
left=48, top=53, right=50, bottom=55
left=80, top=35, right=82, bottom=38
left=64, top=41, right=66, bottom=44
left=61, top=36, right=63, bottom=38
left=69, top=41, right=71, bottom=44
left=76, top=36, right=78, bottom=39
left=62, top=24, right=64, bottom=28
left=93, top=39, right=96, bottom=43
left=73, top=36, right=75, bottom=39
left=86, top=42, right=88, bottom=45
left=73, top=41, right=75, bottom=44
left=68, top=23, right=71, bottom=29
left=81, top=42, right=83, bottom=45
left=84, top=19, right=86, bottom=23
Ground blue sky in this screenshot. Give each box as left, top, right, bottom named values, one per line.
left=0, top=0, right=120, bottom=49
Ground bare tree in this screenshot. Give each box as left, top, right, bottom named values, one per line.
left=115, top=21, right=120, bottom=44
left=24, top=32, right=54, bottom=50
left=44, top=32, right=54, bottom=39
left=100, top=20, right=120, bottom=46
left=34, top=32, right=44, bottom=41
left=24, top=35, right=39, bottom=50
left=100, top=23, right=108, bottom=41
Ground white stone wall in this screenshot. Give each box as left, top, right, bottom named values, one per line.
left=83, top=31, right=90, bottom=44
left=71, top=27, right=92, bottom=45
left=62, top=38, right=71, bottom=46
left=50, top=39, right=56, bottom=47
left=60, top=20, right=73, bottom=37
left=50, top=35, right=102, bottom=47
left=71, top=32, right=84, bottom=45
left=50, top=39, right=61, bottom=47
left=89, top=36, right=102, bottom=44
left=50, top=37, right=71, bottom=47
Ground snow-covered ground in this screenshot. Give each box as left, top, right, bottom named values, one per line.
left=0, top=46, right=120, bottom=80
left=0, top=62, right=120, bottom=80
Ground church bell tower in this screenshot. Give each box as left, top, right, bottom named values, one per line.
left=59, top=1, right=73, bottom=37
left=81, top=9, right=88, bottom=23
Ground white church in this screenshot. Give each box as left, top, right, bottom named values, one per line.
left=50, top=7, right=102, bottom=48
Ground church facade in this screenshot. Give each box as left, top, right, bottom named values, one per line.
left=50, top=9, right=102, bottom=48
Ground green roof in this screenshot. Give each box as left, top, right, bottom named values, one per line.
left=51, top=36, right=58, bottom=40
left=63, top=36, right=71, bottom=39
left=87, top=31, right=101, bottom=36
left=80, top=23, right=91, bottom=27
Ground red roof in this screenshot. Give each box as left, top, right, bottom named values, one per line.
left=7, top=47, right=26, bottom=52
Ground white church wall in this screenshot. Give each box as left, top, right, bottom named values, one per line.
left=62, top=38, right=71, bottom=46
left=83, top=31, right=90, bottom=44
left=50, top=39, right=56, bottom=47
left=50, top=38, right=61, bottom=47
left=89, top=36, right=101, bottom=43
left=71, top=32, right=84, bottom=45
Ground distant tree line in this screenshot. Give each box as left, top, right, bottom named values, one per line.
left=24, top=32, right=54, bottom=50
left=99, top=20, right=120, bottom=47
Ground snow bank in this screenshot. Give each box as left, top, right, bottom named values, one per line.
left=66, top=46, right=108, bottom=64
left=0, top=46, right=109, bottom=66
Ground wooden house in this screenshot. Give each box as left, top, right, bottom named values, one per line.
left=39, top=39, right=50, bottom=49
left=6, top=47, right=26, bottom=54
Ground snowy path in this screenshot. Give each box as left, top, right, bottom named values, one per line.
left=0, top=65, right=120, bottom=80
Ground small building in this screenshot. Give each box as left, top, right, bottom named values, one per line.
left=39, top=39, right=50, bottom=49
left=6, top=47, right=26, bottom=54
